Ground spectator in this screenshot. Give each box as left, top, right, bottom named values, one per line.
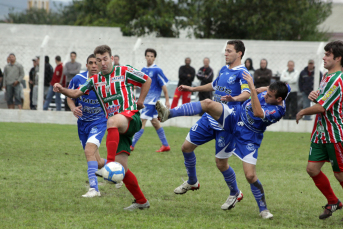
left=114, top=55, right=120, bottom=66
left=171, top=57, right=195, bottom=108
left=280, top=60, right=299, bottom=119
left=298, top=59, right=322, bottom=120
left=43, top=56, right=63, bottom=111
left=32, top=57, right=40, bottom=109
left=2, top=53, right=24, bottom=109
left=244, top=58, right=255, bottom=77
left=254, top=58, right=272, bottom=88
left=60, top=51, right=81, bottom=111
left=196, top=57, right=214, bottom=101
left=44, top=56, right=53, bottom=99
left=29, top=57, right=38, bottom=109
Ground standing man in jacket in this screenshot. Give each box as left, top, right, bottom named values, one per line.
left=196, top=57, right=214, bottom=101
left=254, top=59, right=272, bottom=88
left=171, top=57, right=195, bottom=108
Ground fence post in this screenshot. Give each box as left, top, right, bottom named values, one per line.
left=37, top=35, right=49, bottom=111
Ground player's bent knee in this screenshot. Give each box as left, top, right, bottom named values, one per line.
left=333, top=172, right=343, bottom=182
left=306, top=166, right=320, bottom=177
left=244, top=173, right=257, bottom=183
left=215, top=158, right=229, bottom=171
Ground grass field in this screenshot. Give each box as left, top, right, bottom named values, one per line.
left=1, top=123, right=343, bottom=228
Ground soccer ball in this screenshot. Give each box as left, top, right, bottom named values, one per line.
left=102, top=162, right=125, bottom=183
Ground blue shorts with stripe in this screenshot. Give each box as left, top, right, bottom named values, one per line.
left=77, top=118, right=107, bottom=149
left=140, top=104, right=158, bottom=120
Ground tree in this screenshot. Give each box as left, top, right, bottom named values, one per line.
left=5, top=8, right=60, bottom=25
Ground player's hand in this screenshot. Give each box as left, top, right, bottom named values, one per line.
left=178, top=85, right=192, bottom=92
left=53, top=83, right=63, bottom=93
left=72, top=105, right=83, bottom=118
left=221, top=95, right=236, bottom=102
left=308, top=91, right=319, bottom=102
left=296, top=110, right=304, bottom=124
left=242, top=72, right=255, bottom=90
left=165, top=100, right=170, bottom=109
left=137, top=101, right=145, bottom=110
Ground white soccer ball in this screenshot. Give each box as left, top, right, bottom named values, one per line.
left=102, top=162, right=125, bottom=183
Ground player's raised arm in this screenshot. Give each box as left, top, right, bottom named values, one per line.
left=53, top=83, right=84, bottom=99
left=243, top=71, right=264, bottom=118
left=136, top=77, right=152, bottom=110
left=178, top=82, right=214, bottom=92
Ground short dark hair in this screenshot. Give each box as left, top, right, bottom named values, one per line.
left=55, top=55, right=61, bottom=62
left=70, top=51, right=77, bottom=56
left=324, top=40, right=343, bottom=66
left=269, top=81, right=289, bottom=100
left=87, top=54, right=96, bottom=64
left=227, top=40, right=245, bottom=59
left=114, top=55, right=120, bottom=59
left=94, top=45, right=112, bottom=57
left=9, top=53, right=15, bottom=57
left=145, top=48, right=157, bottom=58
left=45, top=55, right=49, bottom=63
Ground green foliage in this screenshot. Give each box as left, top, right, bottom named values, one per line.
left=2, top=0, right=332, bottom=41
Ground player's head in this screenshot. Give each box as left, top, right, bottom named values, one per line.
left=86, top=54, right=98, bottom=76
left=94, top=45, right=114, bottom=75
left=185, top=57, right=191, bottom=66
left=225, top=40, right=245, bottom=65
left=203, top=57, right=210, bottom=67
left=113, top=55, right=120, bottom=65
left=145, top=48, right=156, bottom=66
left=323, top=41, right=343, bottom=70
left=265, top=81, right=289, bottom=105
left=260, top=59, right=268, bottom=69
left=70, top=51, right=77, bottom=62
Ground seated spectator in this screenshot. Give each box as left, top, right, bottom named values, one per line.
left=254, top=58, right=272, bottom=88
left=280, top=60, right=299, bottom=119
left=244, top=58, right=255, bottom=77
left=298, top=59, right=322, bottom=120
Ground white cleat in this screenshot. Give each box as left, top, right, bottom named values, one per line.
left=82, top=188, right=101, bottom=198
left=260, top=210, right=273, bottom=219
left=95, top=169, right=103, bottom=177
left=221, top=190, right=243, bottom=210
left=124, top=200, right=150, bottom=211
left=156, top=101, right=170, bottom=122
left=115, top=181, right=123, bottom=189
left=174, top=181, right=200, bottom=194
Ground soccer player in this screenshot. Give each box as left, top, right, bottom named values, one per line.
left=54, top=45, right=152, bottom=210
left=296, top=40, right=343, bottom=220
left=157, top=73, right=289, bottom=219
left=131, top=48, right=170, bottom=152
left=161, top=40, right=251, bottom=205
left=66, top=54, right=110, bottom=197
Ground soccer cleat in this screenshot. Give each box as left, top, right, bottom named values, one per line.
left=130, top=145, right=134, bottom=151
left=174, top=181, right=200, bottom=194
left=95, top=169, right=103, bottom=177
left=319, top=200, right=343, bottom=219
left=156, top=145, right=170, bottom=152
left=82, top=188, right=101, bottom=198
left=221, top=190, right=244, bottom=210
left=124, top=200, right=150, bottom=211
left=115, top=181, right=123, bottom=189
left=260, top=210, right=274, bottom=219
left=156, top=100, right=170, bottom=122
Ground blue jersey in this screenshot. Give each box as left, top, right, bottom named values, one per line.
left=206, top=64, right=251, bottom=130
left=240, top=92, right=286, bottom=133
left=141, top=64, right=169, bottom=105
left=68, top=71, right=107, bottom=122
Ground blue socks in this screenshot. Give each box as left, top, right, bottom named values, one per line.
left=132, top=129, right=144, bottom=147
left=103, top=159, right=107, bottom=165
left=87, top=161, right=99, bottom=191
left=183, top=152, right=197, bottom=185
left=156, top=127, right=169, bottom=146
left=250, top=179, right=267, bottom=212
left=221, top=166, right=239, bottom=196
left=169, top=101, right=203, bottom=118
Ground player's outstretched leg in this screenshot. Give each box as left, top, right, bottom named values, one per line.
left=82, top=161, right=101, bottom=197
left=123, top=170, right=150, bottom=211
left=131, top=129, right=144, bottom=151
left=250, top=180, right=273, bottom=219
left=156, top=100, right=203, bottom=122
left=174, top=151, right=200, bottom=194
left=221, top=166, right=243, bottom=210
left=156, top=127, right=170, bottom=152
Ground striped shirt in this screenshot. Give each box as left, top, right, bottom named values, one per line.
left=79, top=65, right=149, bottom=119
left=311, top=71, right=343, bottom=143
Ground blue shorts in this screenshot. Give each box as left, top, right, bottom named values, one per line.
left=186, top=114, right=236, bottom=158
left=77, top=118, right=107, bottom=149
left=140, top=104, right=158, bottom=120
left=218, top=104, right=263, bottom=165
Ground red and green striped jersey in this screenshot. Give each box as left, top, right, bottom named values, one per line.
left=311, top=71, right=343, bottom=143
left=79, top=65, right=149, bottom=119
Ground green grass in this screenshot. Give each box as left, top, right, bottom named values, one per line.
left=0, top=123, right=343, bottom=228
